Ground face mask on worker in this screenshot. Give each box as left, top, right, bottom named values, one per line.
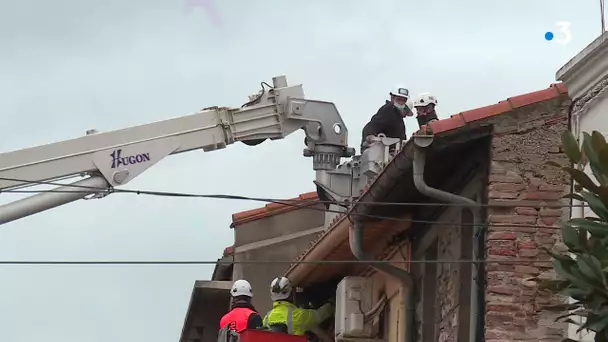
left=393, top=102, right=406, bottom=110
left=416, top=106, right=438, bottom=126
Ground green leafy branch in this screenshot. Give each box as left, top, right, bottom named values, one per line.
left=538, top=131, right=608, bottom=342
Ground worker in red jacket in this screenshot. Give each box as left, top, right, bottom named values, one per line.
left=219, top=280, right=264, bottom=333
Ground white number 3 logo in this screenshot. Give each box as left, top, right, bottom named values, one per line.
left=555, top=21, right=572, bottom=45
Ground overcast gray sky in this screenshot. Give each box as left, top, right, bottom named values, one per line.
left=0, top=0, right=602, bottom=341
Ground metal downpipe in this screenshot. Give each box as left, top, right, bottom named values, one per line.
left=412, top=135, right=481, bottom=341
left=412, top=137, right=478, bottom=209
left=349, top=220, right=415, bottom=342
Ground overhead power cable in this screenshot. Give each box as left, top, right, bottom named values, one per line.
left=0, top=189, right=570, bottom=229
left=0, top=176, right=581, bottom=229
left=0, top=259, right=553, bottom=265
left=0, top=176, right=582, bottom=209
left=0, top=176, right=580, bottom=231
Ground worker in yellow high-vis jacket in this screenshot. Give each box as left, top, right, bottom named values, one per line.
left=263, top=276, right=334, bottom=336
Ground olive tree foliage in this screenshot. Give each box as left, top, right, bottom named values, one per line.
left=539, top=131, right=608, bottom=342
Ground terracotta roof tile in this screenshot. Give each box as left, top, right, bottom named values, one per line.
left=426, top=83, right=568, bottom=135
left=461, top=101, right=512, bottom=122
left=230, top=191, right=319, bottom=228
left=223, top=246, right=234, bottom=256
left=424, top=114, right=466, bottom=134
left=553, top=82, right=568, bottom=94
left=507, top=85, right=561, bottom=108
left=286, top=82, right=570, bottom=275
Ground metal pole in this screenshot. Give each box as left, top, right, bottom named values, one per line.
left=0, top=176, right=109, bottom=225
left=601, top=0, right=606, bottom=34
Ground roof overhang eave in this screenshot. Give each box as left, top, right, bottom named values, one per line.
left=284, top=214, right=350, bottom=285
left=285, top=126, right=494, bottom=285
left=285, top=140, right=417, bottom=284
left=179, top=281, right=232, bottom=342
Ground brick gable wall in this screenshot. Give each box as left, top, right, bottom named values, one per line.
left=481, top=95, right=571, bottom=341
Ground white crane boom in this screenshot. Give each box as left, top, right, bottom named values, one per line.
left=0, top=75, right=355, bottom=225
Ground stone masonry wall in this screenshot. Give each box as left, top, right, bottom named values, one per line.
left=413, top=203, right=472, bottom=342
left=482, top=95, right=571, bottom=341
left=413, top=232, right=463, bottom=342
left=436, top=217, right=462, bottom=342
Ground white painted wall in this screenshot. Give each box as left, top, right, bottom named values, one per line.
left=568, top=100, right=608, bottom=341
left=558, top=32, right=608, bottom=342
left=573, top=95, right=608, bottom=141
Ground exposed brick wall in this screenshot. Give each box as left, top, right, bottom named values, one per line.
left=483, top=96, right=571, bottom=341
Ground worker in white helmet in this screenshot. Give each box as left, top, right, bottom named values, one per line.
left=413, top=92, right=439, bottom=127
left=361, top=85, right=414, bottom=153
left=262, top=277, right=334, bottom=336
left=219, top=280, right=263, bottom=333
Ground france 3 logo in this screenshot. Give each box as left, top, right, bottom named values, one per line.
left=545, top=22, right=572, bottom=45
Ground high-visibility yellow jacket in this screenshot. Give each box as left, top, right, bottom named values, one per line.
left=262, top=301, right=334, bottom=336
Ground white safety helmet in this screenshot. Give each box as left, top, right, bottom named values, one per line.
left=270, top=277, right=292, bottom=301
left=414, top=92, right=438, bottom=107
left=406, top=98, right=414, bottom=111
left=390, top=85, right=409, bottom=100
left=231, top=279, right=253, bottom=298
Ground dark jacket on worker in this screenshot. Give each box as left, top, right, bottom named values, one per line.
left=219, top=297, right=264, bottom=332
left=361, top=101, right=410, bottom=152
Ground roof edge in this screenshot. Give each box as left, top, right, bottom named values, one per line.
left=223, top=245, right=234, bottom=256
left=284, top=214, right=350, bottom=284
left=179, top=280, right=232, bottom=342
left=230, top=191, right=319, bottom=228
left=557, top=32, right=608, bottom=80
left=422, top=83, right=568, bottom=135
left=179, top=281, right=232, bottom=342
left=556, top=32, right=608, bottom=99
